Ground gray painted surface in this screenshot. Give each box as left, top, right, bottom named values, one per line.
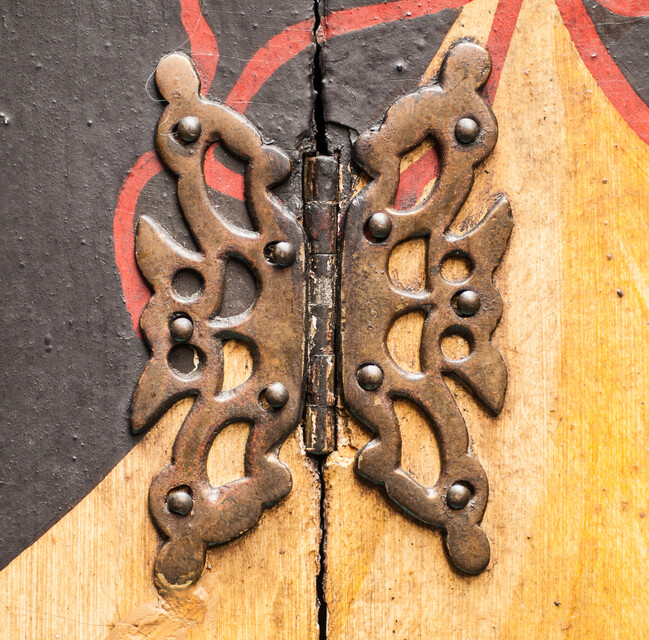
left=0, top=0, right=313, bottom=570
left=321, top=10, right=460, bottom=136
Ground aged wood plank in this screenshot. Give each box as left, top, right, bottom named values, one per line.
left=0, top=342, right=321, bottom=640
left=324, top=0, right=649, bottom=637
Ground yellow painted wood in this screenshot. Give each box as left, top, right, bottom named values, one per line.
left=0, top=342, right=321, bottom=640
left=324, top=0, right=649, bottom=637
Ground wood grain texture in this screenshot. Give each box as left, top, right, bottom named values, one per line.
left=2, top=0, right=649, bottom=637
left=324, top=0, right=649, bottom=637
left=0, top=342, right=321, bottom=640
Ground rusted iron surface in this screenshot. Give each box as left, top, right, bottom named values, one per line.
left=131, top=53, right=307, bottom=588
left=303, top=155, right=339, bottom=454
left=339, top=42, right=513, bottom=575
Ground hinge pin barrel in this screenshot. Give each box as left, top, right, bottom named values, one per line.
left=303, top=154, right=339, bottom=455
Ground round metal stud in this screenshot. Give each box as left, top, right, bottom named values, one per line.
left=169, top=315, right=194, bottom=342
left=455, top=290, right=481, bottom=317
left=167, top=489, right=193, bottom=515
left=447, top=483, right=472, bottom=509
left=357, top=364, right=384, bottom=391
left=368, top=212, right=393, bottom=240
left=271, top=241, right=296, bottom=267
left=177, top=116, right=201, bottom=143
left=265, top=382, right=289, bottom=408
left=455, top=117, right=479, bottom=144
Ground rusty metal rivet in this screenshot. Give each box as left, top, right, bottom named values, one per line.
left=447, top=483, right=472, bottom=509
left=177, top=116, right=201, bottom=143
left=169, top=315, right=194, bottom=342
left=455, top=290, right=481, bottom=316
left=167, top=489, right=193, bottom=515
left=265, top=382, right=289, bottom=408
left=446, top=482, right=473, bottom=509
left=368, top=212, right=392, bottom=240
left=455, top=117, right=479, bottom=144
left=357, top=364, right=384, bottom=391
left=270, top=241, right=296, bottom=267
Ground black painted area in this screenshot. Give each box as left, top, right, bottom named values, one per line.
left=320, top=10, right=459, bottom=137
left=0, top=0, right=313, bottom=570
left=584, top=1, right=649, bottom=107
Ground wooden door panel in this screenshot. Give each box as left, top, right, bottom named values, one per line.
left=2, top=0, right=648, bottom=638
left=323, top=1, right=649, bottom=638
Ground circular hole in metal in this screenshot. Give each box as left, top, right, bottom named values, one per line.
left=172, top=268, right=204, bottom=300
left=440, top=252, right=472, bottom=284
left=168, top=344, right=203, bottom=377
left=258, top=389, right=272, bottom=411
left=440, top=328, right=472, bottom=361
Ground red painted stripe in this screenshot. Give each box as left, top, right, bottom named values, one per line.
left=113, top=151, right=164, bottom=335
left=180, top=0, right=219, bottom=93
left=320, top=0, right=468, bottom=38
left=224, top=0, right=472, bottom=216
left=596, top=0, right=649, bottom=17
left=114, top=0, right=221, bottom=333
left=116, top=0, right=504, bottom=330
left=556, top=0, right=649, bottom=145
left=225, top=20, right=314, bottom=111
left=483, top=0, right=524, bottom=104
left=113, top=148, right=243, bottom=334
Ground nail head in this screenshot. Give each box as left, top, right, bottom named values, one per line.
left=447, top=483, right=472, bottom=509
left=271, top=242, right=296, bottom=267
left=455, top=290, right=481, bottom=316
left=368, top=212, right=393, bottom=240
left=167, top=489, right=193, bottom=515
left=455, top=117, right=479, bottom=144
left=169, top=315, right=194, bottom=342
left=265, top=382, right=289, bottom=408
left=177, top=116, right=201, bottom=143
left=357, top=364, right=384, bottom=391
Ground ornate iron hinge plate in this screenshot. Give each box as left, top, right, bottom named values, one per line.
left=132, top=41, right=512, bottom=588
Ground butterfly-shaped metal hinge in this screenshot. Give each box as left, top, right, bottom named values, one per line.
left=131, top=41, right=512, bottom=588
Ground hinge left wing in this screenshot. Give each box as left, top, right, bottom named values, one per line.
left=131, top=53, right=307, bottom=588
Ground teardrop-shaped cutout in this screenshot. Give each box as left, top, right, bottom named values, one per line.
left=388, top=238, right=427, bottom=291
left=206, top=421, right=249, bottom=488
left=222, top=339, right=253, bottom=391
left=204, top=143, right=253, bottom=230
left=387, top=311, right=425, bottom=373
left=218, top=257, right=257, bottom=317
left=394, top=138, right=439, bottom=210
left=394, top=398, right=441, bottom=487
